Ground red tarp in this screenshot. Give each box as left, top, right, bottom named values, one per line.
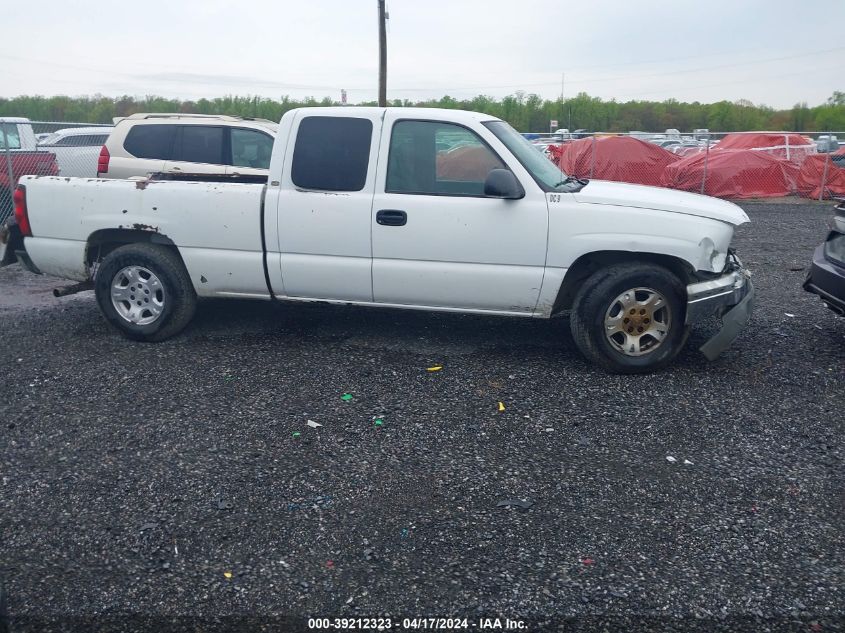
left=547, top=136, right=679, bottom=186
left=797, top=155, right=845, bottom=199
left=660, top=149, right=800, bottom=199
left=715, top=133, right=816, bottom=164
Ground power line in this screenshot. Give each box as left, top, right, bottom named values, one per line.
left=612, top=62, right=845, bottom=100
left=3, top=45, right=844, bottom=95
left=382, top=46, right=845, bottom=92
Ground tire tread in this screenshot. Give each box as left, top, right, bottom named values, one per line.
left=94, top=243, right=196, bottom=342
left=569, top=263, right=688, bottom=374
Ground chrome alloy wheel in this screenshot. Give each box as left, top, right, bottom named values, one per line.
left=110, top=266, right=165, bottom=325
left=604, top=287, right=671, bottom=357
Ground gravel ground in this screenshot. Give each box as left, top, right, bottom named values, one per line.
left=0, top=201, right=843, bottom=632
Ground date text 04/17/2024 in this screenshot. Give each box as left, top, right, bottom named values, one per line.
left=307, top=617, right=528, bottom=630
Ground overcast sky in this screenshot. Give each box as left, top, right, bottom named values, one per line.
left=1, top=0, right=843, bottom=108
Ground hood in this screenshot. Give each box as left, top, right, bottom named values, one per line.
left=572, top=180, right=749, bottom=226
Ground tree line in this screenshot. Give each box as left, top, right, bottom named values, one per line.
left=1, top=91, right=844, bottom=132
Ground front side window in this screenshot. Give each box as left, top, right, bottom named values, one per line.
left=179, top=126, right=224, bottom=164
left=230, top=128, right=274, bottom=169
left=0, top=125, right=22, bottom=150
left=124, top=125, right=177, bottom=160
left=291, top=116, right=372, bottom=191
left=386, top=120, right=506, bottom=196
left=484, top=120, right=585, bottom=192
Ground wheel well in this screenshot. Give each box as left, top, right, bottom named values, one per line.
left=85, top=229, right=181, bottom=270
left=551, top=251, right=695, bottom=315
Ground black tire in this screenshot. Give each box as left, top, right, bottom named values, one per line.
left=95, top=243, right=196, bottom=342
left=570, top=263, right=689, bottom=374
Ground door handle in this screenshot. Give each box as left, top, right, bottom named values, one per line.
left=376, top=209, right=407, bottom=226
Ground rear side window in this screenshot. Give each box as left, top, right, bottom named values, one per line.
left=53, top=134, right=110, bottom=147
left=179, top=126, right=224, bottom=164
left=124, top=125, right=177, bottom=160
left=291, top=116, right=372, bottom=191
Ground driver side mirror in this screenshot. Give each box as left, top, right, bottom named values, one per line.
left=484, top=169, right=524, bottom=200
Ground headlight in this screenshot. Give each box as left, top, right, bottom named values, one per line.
left=823, top=232, right=845, bottom=266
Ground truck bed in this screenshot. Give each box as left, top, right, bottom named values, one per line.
left=19, top=175, right=269, bottom=298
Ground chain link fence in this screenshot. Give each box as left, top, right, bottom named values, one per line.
left=537, top=130, right=845, bottom=202
left=1, top=121, right=112, bottom=223
left=2, top=120, right=844, bottom=226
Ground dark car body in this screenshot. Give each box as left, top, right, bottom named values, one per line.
left=803, top=198, right=845, bottom=315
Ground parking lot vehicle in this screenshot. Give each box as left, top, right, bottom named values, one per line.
left=37, top=126, right=112, bottom=177
left=0, top=117, right=60, bottom=222
left=98, top=113, right=277, bottom=180
left=3, top=107, right=754, bottom=373
left=803, top=197, right=845, bottom=315
left=815, top=135, right=840, bottom=153
left=0, top=117, right=38, bottom=151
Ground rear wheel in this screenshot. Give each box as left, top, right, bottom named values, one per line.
left=569, top=263, right=689, bottom=373
left=94, top=243, right=196, bottom=341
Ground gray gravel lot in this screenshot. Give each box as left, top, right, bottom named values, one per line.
left=0, top=201, right=843, bottom=632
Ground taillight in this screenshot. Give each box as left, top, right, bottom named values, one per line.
left=14, top=185, right=31, bottom=237
left=97, top=145, right=110, bottom=175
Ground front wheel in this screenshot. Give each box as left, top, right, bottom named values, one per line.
left=569, top=263, right=689, bottom=374
left=94, top=243, right=196, bottom=342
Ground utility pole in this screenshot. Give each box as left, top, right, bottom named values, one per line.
left=378, top=0, right=387, bottom=107
left=560, top=71, right=565, bottom=131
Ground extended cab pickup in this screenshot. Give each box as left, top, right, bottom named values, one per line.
left=2, top=107, right=753, bottom=373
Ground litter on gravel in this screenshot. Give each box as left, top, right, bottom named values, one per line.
left=306, top=420, right=322, bottom=428
left=496, top=498, right=534, bottom=511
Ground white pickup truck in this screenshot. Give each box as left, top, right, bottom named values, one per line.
left=1, top=107, right=753, bottom=373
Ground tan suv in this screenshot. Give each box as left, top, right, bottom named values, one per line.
left=97, top=113, right=277, bottom=179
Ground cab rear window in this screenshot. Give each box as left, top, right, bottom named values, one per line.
left=291, top=116, right=372, bottom=191
left=0, top=125, right=22, bottom=150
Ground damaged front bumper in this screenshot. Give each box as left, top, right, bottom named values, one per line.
left=686, top=253, right=754, bottom=361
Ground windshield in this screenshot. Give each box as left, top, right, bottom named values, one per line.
left=484, top=120, right=585, bottom=192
